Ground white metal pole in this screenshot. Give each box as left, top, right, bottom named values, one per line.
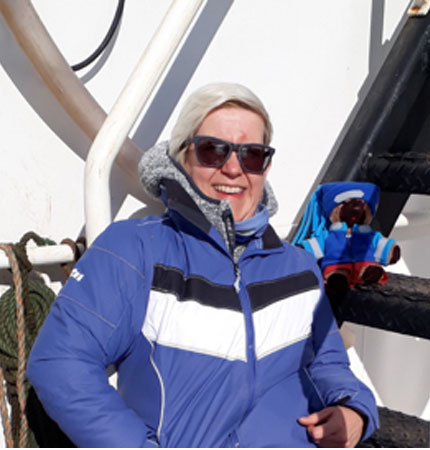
left=0, top=243, right=85, bottom=269
left=84, top=0, right=205, bottom=245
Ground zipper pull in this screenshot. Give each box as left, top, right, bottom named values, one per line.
left=222, top=210, right=236, bottom=256
left=234, top=265, right=241, bottom=294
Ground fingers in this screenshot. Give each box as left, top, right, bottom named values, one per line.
left=298, top=408, right=336, bottom=446
left=299, top=409, right=338, bottom=446
left=298, top=406, right=364, bottom=448
left=298, top=408, right=332, bottom=426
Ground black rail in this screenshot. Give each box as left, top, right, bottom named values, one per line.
left=361, top=407, right=430, bottom=448
left=330, top=273, right=430, bottom=340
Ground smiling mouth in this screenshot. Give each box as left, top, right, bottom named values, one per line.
left=213, top=185, right=244, bottom=195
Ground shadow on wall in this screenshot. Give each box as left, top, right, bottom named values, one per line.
left=131, top=0, right=234, bottom=151
left=0, top=0, right=233, bottom=222
left=0, top=13, right=91, bottom=161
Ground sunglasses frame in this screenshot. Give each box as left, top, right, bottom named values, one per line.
left=181, top=135, right=275, bottom=174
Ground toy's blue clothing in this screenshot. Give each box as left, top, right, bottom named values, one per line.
left=302, top=223, right=396, bottom=269
left=319, top=182, right=379, bottom=217
left=292, top=182, right=381, bottom=248
left=27, top=144, right=378, bottom=448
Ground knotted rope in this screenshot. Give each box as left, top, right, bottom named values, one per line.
left=0, top=233, right=58, bottom=447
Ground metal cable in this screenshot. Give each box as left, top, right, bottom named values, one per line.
left=71, top=0, right=125, bottom=71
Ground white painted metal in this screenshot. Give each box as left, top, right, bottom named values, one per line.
left=1, top=1, right=429, bottom=446
left=0, top=0, right=151, bottom=202
left=84, top=0, right=204, bottom=245
left=0, top=243, right=85, bottom=269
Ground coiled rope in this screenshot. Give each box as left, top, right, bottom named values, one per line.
left=0, top=232, right=58, bottom=447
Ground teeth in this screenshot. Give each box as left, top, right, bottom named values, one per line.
left=214, top=185, right=244, bottom=194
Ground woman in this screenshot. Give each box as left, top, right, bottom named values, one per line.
left=27, top=83, right=378, bottom=447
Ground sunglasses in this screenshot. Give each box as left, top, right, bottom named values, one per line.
left=181, top=135, right=275, bottom=174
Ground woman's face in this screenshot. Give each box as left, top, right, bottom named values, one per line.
left=183, top=106, right=270, bottom=222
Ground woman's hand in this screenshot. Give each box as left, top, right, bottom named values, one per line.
left=298, top=405, right=364, bottom=448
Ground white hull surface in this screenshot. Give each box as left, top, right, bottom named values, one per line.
left=1, top=1, right=429, bottom=446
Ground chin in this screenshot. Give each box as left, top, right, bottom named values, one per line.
left=230, top=201, right=255, bottom=222
left=232, top=210, right=251, bottom=222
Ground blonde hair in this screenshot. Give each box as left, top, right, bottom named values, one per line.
left=169, top=82, right=273, bottom=165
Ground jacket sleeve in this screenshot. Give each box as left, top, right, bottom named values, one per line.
left=307, top=280, right=379, bottom=441
left=26, top=224, right=157, bottom=448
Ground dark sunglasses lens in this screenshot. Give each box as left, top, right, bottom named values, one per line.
left=196, top=138, right=229, bottom=167
left=240, top=146, right=270, bottom=172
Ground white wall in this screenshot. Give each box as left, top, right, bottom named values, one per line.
left=1, top=0, right=429, bottom=446
left=0, top=0, right=412, bottom=242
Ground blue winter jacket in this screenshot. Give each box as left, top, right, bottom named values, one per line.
left=27, top=144, right=378, bottom=447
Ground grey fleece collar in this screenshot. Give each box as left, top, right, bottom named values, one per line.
left=138, top=141, right=278, bottom=245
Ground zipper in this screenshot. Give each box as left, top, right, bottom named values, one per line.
left=234, top=264, right=241, bottom=294
left=222, top=209, right=257, bottom=415
left=233, top=262, right=257, bottom=414
left=222, top=210, right=236, bottom=256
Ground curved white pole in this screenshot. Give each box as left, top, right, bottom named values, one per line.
left=85, top=0, right=205, bottom=245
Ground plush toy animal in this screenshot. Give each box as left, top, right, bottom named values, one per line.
left=292, top=182, right=400, bottom=293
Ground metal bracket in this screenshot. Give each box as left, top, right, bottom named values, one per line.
left=409, top=0, right=430, bottom=16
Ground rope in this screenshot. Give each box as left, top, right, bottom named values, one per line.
left=0, top=233, right=85, bottom=447
left=0, top=366, right=13, bottom=448
left=0, top=243, right=31, bottom=447
left=0, top=232, right=71, bottom=447
left=61, top=236, right=86, bottom=277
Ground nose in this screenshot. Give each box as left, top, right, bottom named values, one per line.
left=221, top=150, right=243, bottom=177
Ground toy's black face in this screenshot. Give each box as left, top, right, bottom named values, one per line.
left=339, top=198, right=368, bottom=227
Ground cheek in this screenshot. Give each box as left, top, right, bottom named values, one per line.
left=188, top=166, right=216, bottom=193
left=249, top=175, right=267, bottom=200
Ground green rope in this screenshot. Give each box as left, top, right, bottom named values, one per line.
left=0, top=234, right=57, bottom=448
left=0, top=281, right=55, bottom=390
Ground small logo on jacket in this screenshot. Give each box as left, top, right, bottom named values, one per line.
left=70, top=268, right=84, bottom=282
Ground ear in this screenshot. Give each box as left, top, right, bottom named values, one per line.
left=329, top=204, right=343, bottom=223
left=181, top=144, right=193, bottom=172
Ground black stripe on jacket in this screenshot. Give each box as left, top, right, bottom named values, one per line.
left=152, top=265, right=241, bottom=311
left=152, top=265, right=319, bottom=313
left=247, top=271, right=320, bottom=312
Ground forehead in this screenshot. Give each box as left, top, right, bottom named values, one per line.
left=197, top=106, right=265, bottom=143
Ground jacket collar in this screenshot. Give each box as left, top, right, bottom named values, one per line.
left=139, top=140, right=282, bottom=251
left=161, top=178, right=283, bottom=252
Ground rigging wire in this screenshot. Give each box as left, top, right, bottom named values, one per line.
left=71, top=0, right=125, bottom=71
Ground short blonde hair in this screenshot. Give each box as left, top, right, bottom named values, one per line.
left=169, top=82, right=273, bottom=165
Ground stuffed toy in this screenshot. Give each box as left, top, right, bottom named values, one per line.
left=292, top=182, right=400, bottom=293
